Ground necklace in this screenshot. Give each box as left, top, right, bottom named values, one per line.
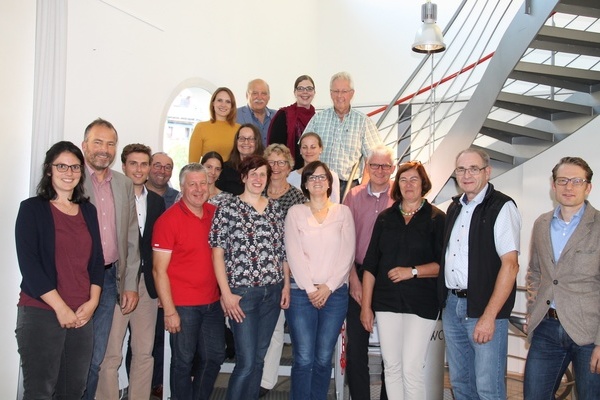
left=268, top=183, right=289, bottom=197
left=52, top=200, right=77, bottom=215
left=400, top=199, right=425, bottom=216
left=309, top=201, right=329, bottom=213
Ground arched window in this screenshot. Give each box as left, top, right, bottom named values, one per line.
left=161, top=79, right=214, bottom=189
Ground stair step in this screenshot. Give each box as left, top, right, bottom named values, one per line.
left=495, top=92, right=594, bottom=120
left=472, top=145, right=514, bottom=165
left=532, top=26, right=600, bottom=57
left=555, top=0, right=600, bottom=19
left=510, top=62, right=600, bottom=94
left=481, top=119, right=554, bottom=143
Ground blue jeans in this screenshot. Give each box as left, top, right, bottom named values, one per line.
left=443, top=291, right=508, bottom=400
left=16, top=306, right=93, bottom=400
left=285, top=285, right=348, bottom=400
left=83, top=265, right=117, bottom=400
left=524, top=317, right=600, bottom=400
left=170, top=301, right=225, bottom=400
left=227, top=284, right=282, bottom=400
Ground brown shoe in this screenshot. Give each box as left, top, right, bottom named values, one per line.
left=151, top=384, right=163, bottom=399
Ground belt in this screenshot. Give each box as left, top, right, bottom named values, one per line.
left=547, top=308, right=559, bottom=320
left=450, top=289, right=468, bottom=298
left=104, top=262, right=116, bottom=270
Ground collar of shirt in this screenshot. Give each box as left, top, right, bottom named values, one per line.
left=460, top=183, right=489, bottom=207
left=367, top=181, right=390, bottom=199
left=552, top=202, right=586, bottom=224
left=85, top=163, right=113, bottom=185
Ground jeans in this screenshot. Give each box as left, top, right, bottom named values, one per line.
left=83, top=264, right=118, bottom=400
left=170, top=301, right=225, bottom=400
left=16, top=306, right=93, bottom=400
left=443, top=291, right=508, bottom=400
left=285, top=285, right=348, bottom=400
left=227, top=284, right=282, bottom=400
left=524, top=317, right=600, bottom=400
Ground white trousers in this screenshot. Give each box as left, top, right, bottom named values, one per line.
left=375, top=311, right=436, bottom=400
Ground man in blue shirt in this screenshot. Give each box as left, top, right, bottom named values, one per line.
left=524, top=156, right=600, bottom=400
left=237, top=78, right=276, bottom=146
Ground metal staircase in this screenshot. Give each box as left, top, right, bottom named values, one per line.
left=375, top=0, right=600, bottom=204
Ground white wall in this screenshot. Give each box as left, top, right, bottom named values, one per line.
left=2, top=0, right=598, bottom=396
left=0, top=1, right=36, bottom=395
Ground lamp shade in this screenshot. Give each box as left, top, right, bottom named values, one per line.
left=412, top=1, right=446, bottom=54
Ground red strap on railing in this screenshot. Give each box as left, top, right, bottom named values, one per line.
left=367, top=51, right=495, bottom=117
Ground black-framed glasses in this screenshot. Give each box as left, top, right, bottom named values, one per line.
left=268, top=160, right=289, bottom=167
left=554, top=177, right=589, bottom=186
left=52, top=163, right=82, bottom=173
left=455, top=166, right=487, bottom=176
left=307, top=174, right=327, bottom=182
left=152, top=163, right=173, bottom=172
left=296, top=86, right=315, bottom=92
left=238, top=136, right=256, bottom=143
left=369, top=163, right=393, bottom=171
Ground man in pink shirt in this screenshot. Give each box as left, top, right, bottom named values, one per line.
left=343, top=145, right=396, bottom=400
left=81, top=118, right=141, bottom=400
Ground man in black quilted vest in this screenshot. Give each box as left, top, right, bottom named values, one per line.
left=438, top=148, right=521, bottom=399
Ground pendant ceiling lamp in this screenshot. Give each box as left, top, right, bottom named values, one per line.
left=412, top=0, right=446, bottom=54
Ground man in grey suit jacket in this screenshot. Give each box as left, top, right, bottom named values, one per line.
left=524, top=156, right=600, bottom=400
left=81, top=118, right=140, bottom=400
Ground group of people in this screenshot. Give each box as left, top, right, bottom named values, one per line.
left=14, top=69, right=600, bottom=400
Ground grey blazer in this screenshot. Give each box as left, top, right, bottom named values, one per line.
left=526, top=201, right=600, bottom=346
left=84, top=169, right=140, bottom=296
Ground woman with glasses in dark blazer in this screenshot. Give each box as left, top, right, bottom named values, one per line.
left=15, top=141, right=104, bottom=400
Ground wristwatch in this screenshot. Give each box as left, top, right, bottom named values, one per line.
left=411, top=266, right=418, bottom=279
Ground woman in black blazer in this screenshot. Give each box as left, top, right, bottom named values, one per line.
left=15, top=141, right=104, bottom=400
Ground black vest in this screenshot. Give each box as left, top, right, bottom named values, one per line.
left=438, top=184, right=517, bottom=319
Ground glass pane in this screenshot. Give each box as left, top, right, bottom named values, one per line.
left=163, top=87, right=211, bottom=189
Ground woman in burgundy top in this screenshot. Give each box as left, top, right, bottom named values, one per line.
left=267, top=74, right=316, bottom=170
left=15, top=141, right=104, bottom=399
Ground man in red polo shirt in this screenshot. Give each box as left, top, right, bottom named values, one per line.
left=152, top=163, right=225, bottom=399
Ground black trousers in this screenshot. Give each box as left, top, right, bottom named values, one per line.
left=346, top=294, right=387, bottom=400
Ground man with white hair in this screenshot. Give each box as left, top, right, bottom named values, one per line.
left=304, top=71, right=383, bottom=196
left=343, top=144, right=395, bottom=400
left=237, top=78, right=276, bottom=146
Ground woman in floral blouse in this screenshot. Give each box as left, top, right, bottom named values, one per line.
left=209, top=155, right=289, bottom=400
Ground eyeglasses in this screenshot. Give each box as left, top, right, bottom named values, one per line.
left=455, top=166, right=487, bottom=176
left=399, top=177, right=421, bottom=185
left=307, top=174, right=328, bottom=182
left=554, top=177, right=589, bottom=186
left=238, top=136, right=256, bottom=143
left=53, top=163, right=82, bottom=173
left=330, top=89, right=354, bottom=95
left=296, top=86, right=315, bottom=92
left=268, top=160, right=289, bottom=167
left=369, top=163, right=393, bottom=171
left=152, top=163, right=173, bottom=172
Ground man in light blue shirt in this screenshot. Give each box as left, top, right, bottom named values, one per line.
left=524, top=156, right=600, bottom=400
left=237, top=78, right=276, bottom=146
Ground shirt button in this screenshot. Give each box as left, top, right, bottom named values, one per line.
left=553, top=280, right=558, bottom=285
